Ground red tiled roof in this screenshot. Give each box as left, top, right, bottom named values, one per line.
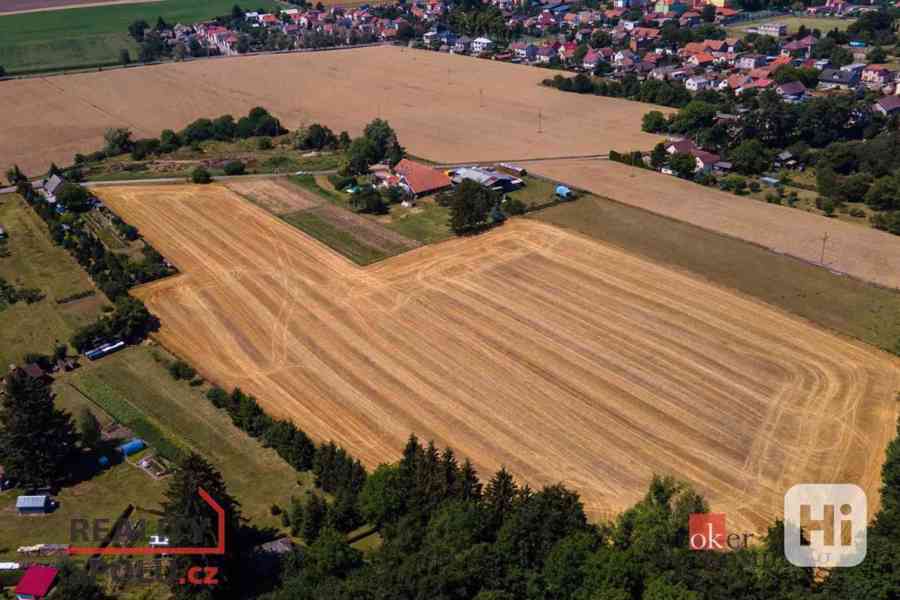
left=394, top=159, right=451, bottom=195
left=15, top=566, right=58, bottom=598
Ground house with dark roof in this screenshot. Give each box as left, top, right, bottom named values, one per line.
left=776, top=81, right=808, bottom=102
left=874, top=95, right=900, bottom=116
left=819, top=68, right=860, bottom=90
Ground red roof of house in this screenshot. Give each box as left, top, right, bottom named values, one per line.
left=22, top=363, right=45, bottom=379
left=394, top=159, right=451, bottom=195
left=15, top=566, right=58, bottom=598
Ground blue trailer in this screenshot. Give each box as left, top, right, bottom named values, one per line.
left=117, top=439, right=146, bottom=456
left=84, top=340, right=125, bottom=361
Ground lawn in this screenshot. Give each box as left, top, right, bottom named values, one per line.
left=727, top=15, right=853, bottom=35
left=506, top=176, right=560, bottom=209
left=58, top=345, right=312, bottom=530
left=0, top=460, right=167, bottom=560
left=532, top=195, right=900, bottom=353
left=0, top=193, right=109, bottom=366
left=0, top=0, right=279, bottom=74
left=282, top=210, right=390, bottom=266
left=385, top=200, right=453, bottom=244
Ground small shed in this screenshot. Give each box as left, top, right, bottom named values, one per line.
left=555, top=185, right=573, bottom=199
left=13, top=564, right=58, bottom=599
left=15, top=495, right=53, bottom=515
left=0, top=226, right=7, bottom=239
left=117, top=438, right=146, bottom=456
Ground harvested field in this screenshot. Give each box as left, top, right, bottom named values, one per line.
left=301, top=204, right=420, bottom=254
left=227, top=178, right=321, bottom=214
left=98, top=184, right=900, bottom=533
left=0, top=45, right=665, bottom=174
left=530, top=160, right=900, bottom=290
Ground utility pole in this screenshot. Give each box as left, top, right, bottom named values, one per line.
left=820, top=232, right=829, bottom=265
left=479, top=88, right=484, bottom=108
left=538, top=109, right=543, bottom=133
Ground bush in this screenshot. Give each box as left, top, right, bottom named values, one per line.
left=257, top=137, right=273, bottom=150
left=191, top=166, right=212, bottom=184
left=328, top=174, right=356, bottom=190
left=168, top=360, right=196, bottom=380
left=849, top=207, right=866, bottom=217
left=271, top=504, right=282, bottom=516
left=223, top=160, right=246, bottom=176
left=503, top=197, right=528, bottom=216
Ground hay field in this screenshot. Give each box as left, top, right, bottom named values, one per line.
left=530, top=159, right=900, bottom=290
left=97, top=184, right=900, bottom=533
left=0, top=45, right=664, bottom=174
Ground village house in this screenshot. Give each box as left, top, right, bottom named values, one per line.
left=756, top=22, right=787, bottom=37
left=776, top=80, right=808, bottom=102
left=685, top=75, right=710, bottom=91
left=510, top=41, right=537, bottom=61
left=393, top=159, right=452, bottom=197
left=781, top=35, right=815, bottom=59
left=819, top=68, right=860, bottom=90
left=471, top=36, right=494, bottom=55
left=582, top=48, right=602, bottom=71
left=874, top=95, right=900, bottom=116
left=453, top=36, right=472, bottom=53
left=861, top=64, right=896, bottom=89
left=736, top=54, right=766, bottom=70
left=13, top=565, right=58, bottom=600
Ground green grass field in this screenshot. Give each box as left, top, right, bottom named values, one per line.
left=0, top=0, right=278, bottom=74
left=532, top=196, right=900, bottom=354
left=506, top=176, right=559, bottom=208
left=385, top=201, right=452, bottom=244
left=59, top=345, right=312, bottom=529
left=0, top=194, right=109, bottom=366
left=282, top=210, right=391, bottom=266
left=0, top=460, right=167, bottom=560
left=727, top=15, right=852, bottom=35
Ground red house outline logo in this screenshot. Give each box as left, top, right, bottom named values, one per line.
left=67, top=488, right=225, bottom=556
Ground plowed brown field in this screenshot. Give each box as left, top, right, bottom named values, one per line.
left=97, top=184, right=900, bottom=533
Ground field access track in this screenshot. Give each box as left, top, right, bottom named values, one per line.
left=97, top=184, right=900, bottom=534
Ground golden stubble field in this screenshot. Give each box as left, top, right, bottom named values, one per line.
left=96, top=184, right=900, bottom=533
left=0, top=45, right=664, bottom=175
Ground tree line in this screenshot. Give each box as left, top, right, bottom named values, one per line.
left=253, top=420, right=900, bottom=600
left=14, top=178, right=162, bottom=350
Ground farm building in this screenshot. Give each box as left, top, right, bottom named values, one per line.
left=13, top=564, right=58, bottom=599
left=0, top=226, right=6, bottom=239
left=451, top=167, right=523, bottom=193
left=393, top=159, right=452, bottom=197
left=15, top=495, right=54, bottom=515
left=41, top=175, right=64, bottom=203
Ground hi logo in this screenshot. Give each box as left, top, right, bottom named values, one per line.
left=688, top=513, right=754, bottom=551
left=784, top=484, right=867, bottom=567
